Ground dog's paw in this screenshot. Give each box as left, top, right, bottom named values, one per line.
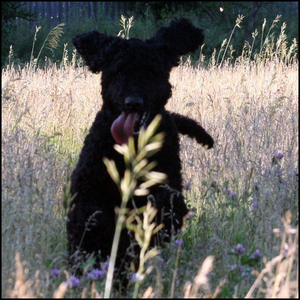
left=197, top=134, right=214, bottom=149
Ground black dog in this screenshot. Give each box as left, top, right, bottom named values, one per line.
left=67, top=18, right=213, bottom=284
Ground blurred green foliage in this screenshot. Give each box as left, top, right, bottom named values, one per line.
left=1, top=2, right=298, bottom=68
left=2, top=2, right=37, bottom=65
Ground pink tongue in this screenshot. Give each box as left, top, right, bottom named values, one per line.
left=111, top=112, right=139, bottom=145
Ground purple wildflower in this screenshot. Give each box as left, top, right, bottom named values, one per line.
left=251, top=200, right=259, bottom=212
left=131, top=272, right=144, bottom=283
left=51, top=268, right=60, bottom=278
left=232, top=243, right=246, bottom=255
left=197, top=242, right=204, bottom=249
left=66, top=275, right=80, bottom=287
left=272, top=167, right=283, bottom=176
left=187, top=211, right=196, bottom=220
left=87, top=268, right=104, bottom=280
left=183, top=180, right=191, bottom=190
left=223, top=188, right=231, bottom=195
left=231, top=264, right=243, bottom=272
left=101, top=261, right=109, bottom=272
left=281, top=243, right=290, bottom=256
left=275, top=152, right=284, bottom=159
left=229, top=192, right=237, bottom=199
left=175, top=239, right=184, bottom=247
left=277, top=87, right=283, bottom=93
left=250, top=249, right=262, bottom=260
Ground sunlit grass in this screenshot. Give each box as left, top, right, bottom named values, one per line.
left=1, top=17, right=298, bottom=298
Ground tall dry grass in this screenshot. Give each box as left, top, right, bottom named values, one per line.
left=2, top=49, right=298, bottom=297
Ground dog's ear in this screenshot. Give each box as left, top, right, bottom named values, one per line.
left=147, top=18, right=204, bottom=67
left=73, top=31, right=122, bottom=73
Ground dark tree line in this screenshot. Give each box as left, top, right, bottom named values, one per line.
left=129, top=2, right=298, bottom=40
left=1, top=2, right=298, bottom=67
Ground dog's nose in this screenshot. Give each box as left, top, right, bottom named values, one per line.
left=125, top=97, right=144, bottom=110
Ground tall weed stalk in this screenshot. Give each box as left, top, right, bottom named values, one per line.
left=29, top=23, right=65, bottom=72
left=117, top=15, right=134, bottom=39
left=259, top=15, right=281, bottom=59
left=219, top=15, right=244, bottom=68
left=103, top=115, right=166, bottom=297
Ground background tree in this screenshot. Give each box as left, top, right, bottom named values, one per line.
left=2, top=2, right=36, bottom=65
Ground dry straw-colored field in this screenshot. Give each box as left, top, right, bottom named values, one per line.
left=2, top=55, right=298, bottom=297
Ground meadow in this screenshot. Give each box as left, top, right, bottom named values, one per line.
left=2, top=18, right=298, bottom=298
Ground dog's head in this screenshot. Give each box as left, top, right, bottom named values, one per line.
left=73, top=18, right=204, bottom=145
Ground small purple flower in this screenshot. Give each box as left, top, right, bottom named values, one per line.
left=101, top=262, right=109, bottom=272
left=197, top=242, right=204, bottom=249
left=66, top=275, right=80, bottom=287
left=131, top=272, right=144, bottom=283
left=176, top=228, right=182, bottom=234
left=175, top=239, right=184, bottom=247
left=281, top=243, right=290, bottom=256
left=275, top=152, right=284, bottom=159
left=223, top=188, right=231, bottom=195
left=183, top=180, right=191, bottom=190
left=232, top=243, right=246, bottom=255
left=229, top=192, right=237, bottom=199
left=187, top=212, right=196, bottom=220
left=264, top=168, right=274, bottom=176
left=250, top=249, right=262, bottom=260
left=277, top=87, right=283, bottom=93
left=251, top=200, right=259, bottom=212
left=87, top=268, right=104, bottom=280
left=51, top=268, right=60, bottom=278
left=231, top=264, right=243, bottom=272
left=273, top=167, right=283, bottom=176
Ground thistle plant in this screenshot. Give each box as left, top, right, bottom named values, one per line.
left=246, top=211, right=298, bottom=298
left=103, top=114, right=166, bottom=297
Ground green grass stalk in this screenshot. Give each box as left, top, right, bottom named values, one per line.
left=103, top=115, right=166, bottom=297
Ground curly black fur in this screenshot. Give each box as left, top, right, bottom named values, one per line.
left=67, top=18, right=214, bottom=286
